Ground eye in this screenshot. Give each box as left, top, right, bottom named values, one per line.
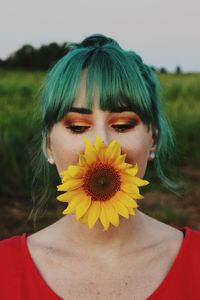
left=66, top=125, right=90, bottom=134
left=111, top=121, right=136, bottom=132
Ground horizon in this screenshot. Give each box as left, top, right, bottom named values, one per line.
left=0, top=41, right=199, bottom=74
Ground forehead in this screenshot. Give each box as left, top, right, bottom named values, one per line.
left=72, top=72, right=132, bottom=112
left=72, top=71, right=98, bottom=108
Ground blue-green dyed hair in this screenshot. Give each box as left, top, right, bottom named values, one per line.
left=29, top=34, right=178, bottom=228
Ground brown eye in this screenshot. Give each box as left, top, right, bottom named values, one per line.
left=66, top=125, right=90, bottom=134
left=112, top=122, right=136, bottom=132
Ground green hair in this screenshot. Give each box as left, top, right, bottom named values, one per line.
left=29, top=34, right=179, bottom=229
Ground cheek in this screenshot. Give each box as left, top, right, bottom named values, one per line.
left=120, top=135, right=152, bottom=178
left=50, top=131, right=85, bottom=172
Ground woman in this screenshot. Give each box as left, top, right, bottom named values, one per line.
left=0, top=34, right=200, bottom=300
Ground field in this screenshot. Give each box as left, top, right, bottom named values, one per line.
left=0, top=70, right=200, bottom=239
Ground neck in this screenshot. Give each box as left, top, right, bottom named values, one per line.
left=54, top=209, right=148, bottom=257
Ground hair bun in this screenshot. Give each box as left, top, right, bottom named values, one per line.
left=70, top=34, right=120, bottom=50
left=81, top=34, right=113, bottom=47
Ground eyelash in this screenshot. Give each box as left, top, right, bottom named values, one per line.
left=66, top=122, right=136, bottom=134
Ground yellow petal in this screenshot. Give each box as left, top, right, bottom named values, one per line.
left=123, top=164, right=138, bottom=176
left=116, top=191, right=138, bottom=208
left=97, top=148, right=106, bottom=163
left=110, top=198, right=129, bottom=219
left=104, top=200, right=119, bottom=227
left=117, top=162, right=132, bottom=170
left=57, top=189, right=84, bottom=202
left=60, top=170, right=71, bottom=181
left=94, top=136, right=106, bottom=152
left=57, top=178, right=83, bottom=191
left=105, top=140, right=121, bottom=163
left=66, top=165, right=85, bottom=178
left=60, top=170, right=66, bottom=176
left=87, top=201, right=101, bottom=229
left=130, top=177, right=149, bottom=187
left=121, top=183, right=140, bottom=194
left=62, top=174, right=72, bottom=182
left=62, top=193, right=82, bottom=214
left=56, top=192, right=70, bottom=202
left=57, top=184, right=67, bottom=191
left=75, top=196, right=91, bottom=220
left=78, top=154, right=87, bottom=167
left=121, top=174, right=148, bottom=187
left=127, top=207, right=136, bottom=216
left=121, top=174, right=137, bottom=184
left=83, top=136, right=97, bottom=164
left=79, top=209, right=90, bottom=224
left=99, top=202, right=110, bottom=231
left=125, top=192, right=144, bottom=200
left=112, top=153, right=126, bottom=166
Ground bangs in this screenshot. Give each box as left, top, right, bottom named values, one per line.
left=85, top=47, right=153, bottom=122
left=42, top=45, right=155, bottom=132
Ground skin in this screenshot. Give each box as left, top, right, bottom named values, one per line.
left=27, top=75, right=184, bottom=299
left=41, top=73, right=183, bottom=252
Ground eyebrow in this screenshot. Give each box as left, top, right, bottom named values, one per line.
left=69, top=106, right=135, bottom=114
left=69, top=107, right=92, bottom=114
left=111, top=106, right=135, bottom=113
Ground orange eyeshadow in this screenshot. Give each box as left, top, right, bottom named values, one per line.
left=63, top=118, right=91, bottom=126
left=109, top=116, right=139, bottom=124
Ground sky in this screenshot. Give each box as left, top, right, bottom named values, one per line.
left=0, top=0, right=199, bottom=72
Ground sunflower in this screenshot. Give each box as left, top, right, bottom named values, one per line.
left=57, top=136, right=149, bottom=231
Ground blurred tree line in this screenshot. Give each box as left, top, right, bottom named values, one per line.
left=0, top=43, right=70, bottom=70
left=0, top=42, right=182, bottom=73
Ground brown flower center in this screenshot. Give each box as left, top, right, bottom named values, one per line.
left=83, top=163, right=121, bottom=201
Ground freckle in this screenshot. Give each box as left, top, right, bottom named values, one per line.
left=125, top=282, right=128, bottom=286
left=89, top=281, right=94, bottom=285
left=96, top=291, right=101, bottom=295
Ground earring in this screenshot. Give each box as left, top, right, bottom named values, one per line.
left=150, top=152, right=155, bottom=159
left=48, top=157, right=55, bottom=164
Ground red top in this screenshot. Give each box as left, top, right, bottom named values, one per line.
left=0, top=226, right=200, bottom=300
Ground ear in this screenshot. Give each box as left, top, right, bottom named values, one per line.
left=148, top=127, right=158, bottom=161
left=42, top=134, right=55, bottom=165
left=151, top=127, right=158, bottom=151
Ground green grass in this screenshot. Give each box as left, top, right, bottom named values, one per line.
left=158, top=73, right=200, bottom=167
left=0, top=70, right=200, bottom=199
left=0, top=70, right=44, bottom=197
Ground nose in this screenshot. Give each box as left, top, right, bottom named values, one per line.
left=83, top=107, right=114, bottom=146
left=92, top=123, right=111, bottom=146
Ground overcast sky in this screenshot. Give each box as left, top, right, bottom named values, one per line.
left=0, top=0, right=199, bottom=72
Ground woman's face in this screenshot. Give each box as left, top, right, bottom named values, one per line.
left=46, top=78, right=156, bottom=179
